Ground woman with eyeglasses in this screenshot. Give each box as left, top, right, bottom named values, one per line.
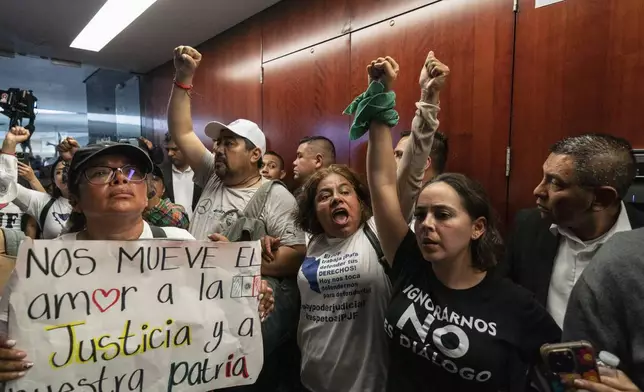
left=0, top=140, right=275, bottom=382
left=57, top=141, right=195, bottom=239
left=0, top=127, right=72, bottom=239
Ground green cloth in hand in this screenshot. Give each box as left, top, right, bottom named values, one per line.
left=343, top=81, right=399, bottom=141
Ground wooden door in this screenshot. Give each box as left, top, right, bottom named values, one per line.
left=349, top=0, right=516, bottom=222
left=509, top=0, right=644, bottom=220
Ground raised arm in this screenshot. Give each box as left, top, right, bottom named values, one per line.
left=365, top=58, right=410, bottom=265
left=397, top=52, right=450, bottom=222
left=17, top=162, right=46, bottom=193
left=1, top=127, right=28, bottom=156
left=57, top=137, right=79, bottom=163
left=167, top=46, right=209, bottom=172
left=1, top=128, right=56, bottom=218
left=0, top=129, right=24, bottom=202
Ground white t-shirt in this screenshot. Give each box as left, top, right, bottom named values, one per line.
left=171, top=165, right=195, bottom=219
left=298, top=218, right=392, bottom=392
left=57, top=221, right=195, bottom=240
left=0, top=202, right=25, bottom=231
left=0, top=154, right=72, bottom=238
left=190, top=151, right=305, bottom=246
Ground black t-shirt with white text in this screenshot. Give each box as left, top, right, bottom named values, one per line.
left=385, top=230, right=560, bottom=391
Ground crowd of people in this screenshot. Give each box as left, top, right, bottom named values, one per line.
left=0, top=45, right=640, bottom=392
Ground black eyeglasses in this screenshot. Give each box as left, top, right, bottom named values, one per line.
left=82, top=165, right=147, bottom=185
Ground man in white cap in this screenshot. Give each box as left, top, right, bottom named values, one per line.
left=167, top=45, right=305, bottom=271
left=167, top=45, right=305, bottom=390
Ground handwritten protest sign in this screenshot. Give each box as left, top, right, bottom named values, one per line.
left=6, top=239, right=264, bottom=392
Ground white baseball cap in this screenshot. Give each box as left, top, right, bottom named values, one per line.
left=0, top=164, right=18, bottom=203
left=204, top=119, right=266, bottom=156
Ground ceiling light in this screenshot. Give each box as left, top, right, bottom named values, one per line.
left=51, top=58, right=82, bottom=68
left=70, top=0, right=158, bottom=52
left=36, top=109, right=78, bottom=115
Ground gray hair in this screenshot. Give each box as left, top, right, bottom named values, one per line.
left=550, top=133, right=635, bottom=198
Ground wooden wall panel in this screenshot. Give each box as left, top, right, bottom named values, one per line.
left=261, top=0, right=439, bottom=63
left=262, top=36, right=352, bottom=188
left=140, top=18, right=263, bottom=148
left=189, top=19, right=263, bottom=142
left=262, top=0, right=351, bottom=62
left=349, top=0, right=438, bottom=31
left=140, top=62, right=173, bottom=146
left=140, top=0, right=644, bottom=226
left=350, top=0, right=515, bottom=221
left=509, top=0, right=644, bottom=220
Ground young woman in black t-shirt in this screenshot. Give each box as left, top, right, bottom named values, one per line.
left=362, top=56, right=561, bottom=391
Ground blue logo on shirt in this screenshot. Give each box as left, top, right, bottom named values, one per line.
left=53, top=212, right=70, bottom=226
left=301, top=257, right=320, bottom=293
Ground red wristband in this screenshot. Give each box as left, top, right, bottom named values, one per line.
left=174, top=79, right=193, bottom=90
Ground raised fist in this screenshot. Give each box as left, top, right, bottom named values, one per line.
left=420, top=51, right=450, bottom=93
left=367, top=56, right=400, bottom=92
left=57, top=137, right=80, bottom=162
left=138, top=136, right=153, bottom=151
left=5, top=127, right=30, bottom=144
left=173, top=46, right=202, bottom=82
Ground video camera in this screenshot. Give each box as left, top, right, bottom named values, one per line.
left=0, top=88, right=37, bottom=133
left=0, top=88, right=38, bottom=156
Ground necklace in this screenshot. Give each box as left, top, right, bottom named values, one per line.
left=227, top=175, right=262, bottom=189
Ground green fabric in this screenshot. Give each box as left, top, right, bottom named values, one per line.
left=343, top=81, right=399, bottom=141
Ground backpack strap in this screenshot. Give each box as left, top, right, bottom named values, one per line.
left=149, top=225, right=167, bottom=238
left=2, top=228, right=25, bottom=257
left=243, top=180, right=286, bottom=220
left=363, top=223, right=390, bottom=274
left=38, top=198, right=56, bottom=231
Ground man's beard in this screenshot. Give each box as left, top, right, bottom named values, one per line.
left=214, top=161, right=228, bottom=178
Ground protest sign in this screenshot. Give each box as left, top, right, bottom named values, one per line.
left=6, top=239, right=264, bottom=392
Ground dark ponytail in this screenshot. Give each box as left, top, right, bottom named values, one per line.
left=49, top=157, right=65, bottom=199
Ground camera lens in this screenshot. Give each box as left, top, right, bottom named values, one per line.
left=548, top=349, right=576, bottom=372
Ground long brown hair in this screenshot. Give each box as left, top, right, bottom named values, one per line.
left=294, top=164, right=372, bottom=236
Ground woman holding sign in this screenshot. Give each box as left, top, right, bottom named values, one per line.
left=58, top=141, right=194, bottom=240
left=0, top=141, right=274, bottom=383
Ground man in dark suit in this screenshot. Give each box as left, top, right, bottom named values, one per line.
left=501, top=134, right=644, bottom=328
left=162, top=133, right=202, bottom=219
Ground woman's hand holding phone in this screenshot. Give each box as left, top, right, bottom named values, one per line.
left=571, top=367, right=639, bottom=392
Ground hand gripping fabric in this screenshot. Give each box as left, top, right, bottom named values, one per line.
left=343, top=81, right=399, bottom=140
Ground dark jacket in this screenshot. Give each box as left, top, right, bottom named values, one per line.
left=563, top=228, right=644, bottom=387
left=498, top=204, right=644, bottom=307
left=161, top=163, right=202, bottom=212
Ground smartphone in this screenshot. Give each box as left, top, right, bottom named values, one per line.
left=15, top=152, right=29, bottom=165
left=540, top=341, right=601, bottom=391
